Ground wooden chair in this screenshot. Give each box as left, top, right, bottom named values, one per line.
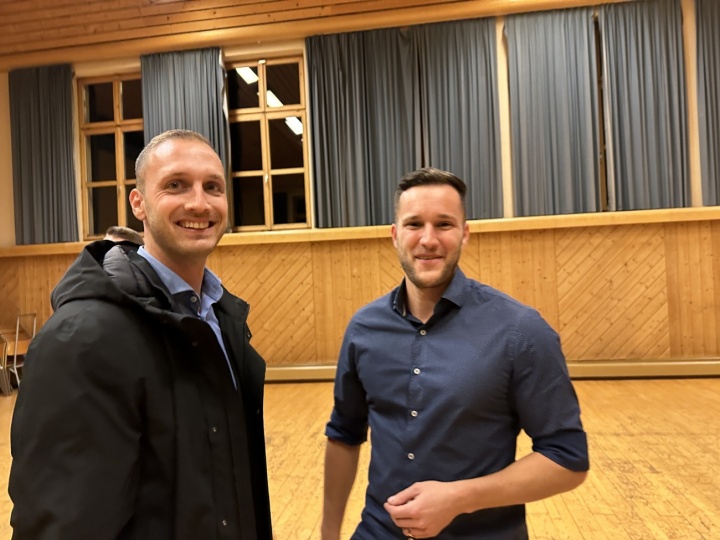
left=1, top=313, right=37, bottom=392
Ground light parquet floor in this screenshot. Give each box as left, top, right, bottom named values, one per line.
left=0, top=378, right=718, bottom=539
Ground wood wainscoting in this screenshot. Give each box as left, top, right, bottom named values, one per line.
left=1, top=209, right=720, bottom=379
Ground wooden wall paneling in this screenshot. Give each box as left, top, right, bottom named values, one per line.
left=476, top=231, right=514, bottom=296
left=475, top=231, right=559, bottom=330
left=665, top=221, right=718, bottom=357
left=458, top=233, right=480, bottom=282
left=347, top=238, right=383, bottom=310
left=557, top=225, right=670, bottom=361
left=0, top=0, right=457, bottom=55
left=219, top=243, right=316, bottom=366
left=378, top=236, right=403, bottom=295
left=712, top=221, right=720, bottom=353
left=518, top=230, right=558, bottom=330
left=0, top=258, right=21, bottom=327
left=311, top=240, right=354, bottom=365
left=16, top=255, right=76, bottom=326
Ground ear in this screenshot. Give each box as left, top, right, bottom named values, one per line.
left=391, top=223, right=398, bottom=248
left=129, top=188, right=146, bottom=221
left=461, top=221, right=469, bottom=247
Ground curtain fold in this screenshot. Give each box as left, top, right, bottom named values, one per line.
left=9, top=64, right=78, bottom=244
left=307, top=30, right=419, bottom=228
left=308, top=18, right=500, bottom=227
left=141, top=47, right=229, bottom=173
left=416, top=18, right=502, bottom=219
left=697, top=0, right=720, bottom=205
left=506, top=9, right=601, bottom=216
left=600, top=0, right=689, bottom=210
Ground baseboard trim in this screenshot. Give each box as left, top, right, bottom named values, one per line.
left=267, top=359, right=720, bottom=383
left=567, top=358, right=720, bottom=379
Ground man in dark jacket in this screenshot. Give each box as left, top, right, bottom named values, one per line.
left=9, top=129, right=273, bottom=539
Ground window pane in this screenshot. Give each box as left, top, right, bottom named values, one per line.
left=230, top=121, right=262, bottom=171
left=228, top=66, right=259, bottom=109
left=88, top=134, right=117, bottom=181
left=266, top=63, right=300, bottom=106
left=125, top=205, right=143, bottom=232
left=233, top=176, right=265, bottom=226
left=121, top=79, right=143, bottom=120
left=124, top=130, right=144, bottom=179
left=269, top=118, right=303, bottom=169
left=88, top=186, right=118, bottom=236
left=87, top=82, right=114, bottom=122
left=272, top=174, right=305, bottom=224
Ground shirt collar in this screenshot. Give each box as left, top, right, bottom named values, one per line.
left=392, top=266, right=467, bottom=316
left=137, top=246, right=224, bottom=304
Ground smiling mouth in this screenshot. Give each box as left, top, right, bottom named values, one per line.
left=178, top=220, right=212, bottom=230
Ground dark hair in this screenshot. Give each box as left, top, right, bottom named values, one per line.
left=393, top=167, right=467, bottom=219
left=134, top=129, right=215, bottom=192
left=104, top=225, right=144, bottom=245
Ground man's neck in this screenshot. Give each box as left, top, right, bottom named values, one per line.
left=405, top=284, right=443, bottom=324
left=143, top=246, right=206, bottom=295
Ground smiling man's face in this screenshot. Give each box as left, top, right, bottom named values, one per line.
left=129, top=137, right=228, bottom=273
left=391, top=184, right=469, bottom=297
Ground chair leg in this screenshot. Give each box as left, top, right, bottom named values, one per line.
left=0, top=370, right=12, bottom=396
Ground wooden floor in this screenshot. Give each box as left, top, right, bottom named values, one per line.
left=0, top=378, right=718, bottom=539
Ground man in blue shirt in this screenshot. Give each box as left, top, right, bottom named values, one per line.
left=322, top=168, right=589, bottom=540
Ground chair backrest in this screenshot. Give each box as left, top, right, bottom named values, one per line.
left=11, top=313, right=37, bottom=356
left=16, top=313, right=37, bottom=341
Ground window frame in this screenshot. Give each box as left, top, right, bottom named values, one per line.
left=77, top=73, right=143, bottom=240
left=226, top=55, right=312, bottom=232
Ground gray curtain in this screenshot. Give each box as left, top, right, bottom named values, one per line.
left=141, top=47, right=228, bottom=172
left=506, top=9, right=601, bottom=217
left=9, top=64, right=78, bottom=244
left=697, top=0, right=720, bottom=205
left=308, top=18, right=501, bottom=227
left=307, top=30, right=419, bottom=227
left=417, top=18, right=502, bottom=219
left=600, top=0, right=689, bottom=210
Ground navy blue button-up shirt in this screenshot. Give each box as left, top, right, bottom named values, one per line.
left=326, top=268, right=588, bottom=539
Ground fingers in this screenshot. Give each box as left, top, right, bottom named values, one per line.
left=387, top=483, right=419, bottom=506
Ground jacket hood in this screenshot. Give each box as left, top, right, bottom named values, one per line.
left=51, top=240, right=170, bottom=313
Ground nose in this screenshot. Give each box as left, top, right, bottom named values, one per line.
left=185, top=182, right=211, bottom=213
left=419, top=224, right=439, bottom=247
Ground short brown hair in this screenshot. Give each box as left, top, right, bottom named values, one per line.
left=104, top=225, right=144, bottom=245
left=394, top=167, right=467, bottom=220
left=134, top=129, right=215, bottom=192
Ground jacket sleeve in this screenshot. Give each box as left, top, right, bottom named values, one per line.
left=9, top=303, right=144, bottom=539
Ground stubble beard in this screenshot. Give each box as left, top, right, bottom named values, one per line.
left=398, top=249, right=461, bottom=291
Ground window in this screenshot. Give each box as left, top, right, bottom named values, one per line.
left=226, top=58, right=310, bottom=230
left=78, top=75, right=144, bottom=238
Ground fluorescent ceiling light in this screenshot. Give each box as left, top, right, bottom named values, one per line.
left=236, top=67, right=258, bottom=85
left=285, top=117, right=303, bottom=135
left=266, top=90, right=283, bottom=108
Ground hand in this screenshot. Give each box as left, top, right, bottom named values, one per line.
left=383, top=481, right=461, bottom=538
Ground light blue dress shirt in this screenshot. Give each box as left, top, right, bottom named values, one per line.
left=137, top=246, right=237, bottom=388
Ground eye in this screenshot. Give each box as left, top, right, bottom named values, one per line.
left=205, top=182, right=224, bottom=194
left=166, top=180, right=182, bottom=190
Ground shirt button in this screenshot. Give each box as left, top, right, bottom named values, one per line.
left=190, top=295, right=198, bottom=303
left=419, top=329, right=426, bottom=336
left=410, top=410, right=418, bottom=417
left=221, top=519, right=228, bottom=527
left=413, top=368, right=421, bottom=375
left=211, top=426, right=218, bottom=433
left=408, top=453, right=415, bottom=460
